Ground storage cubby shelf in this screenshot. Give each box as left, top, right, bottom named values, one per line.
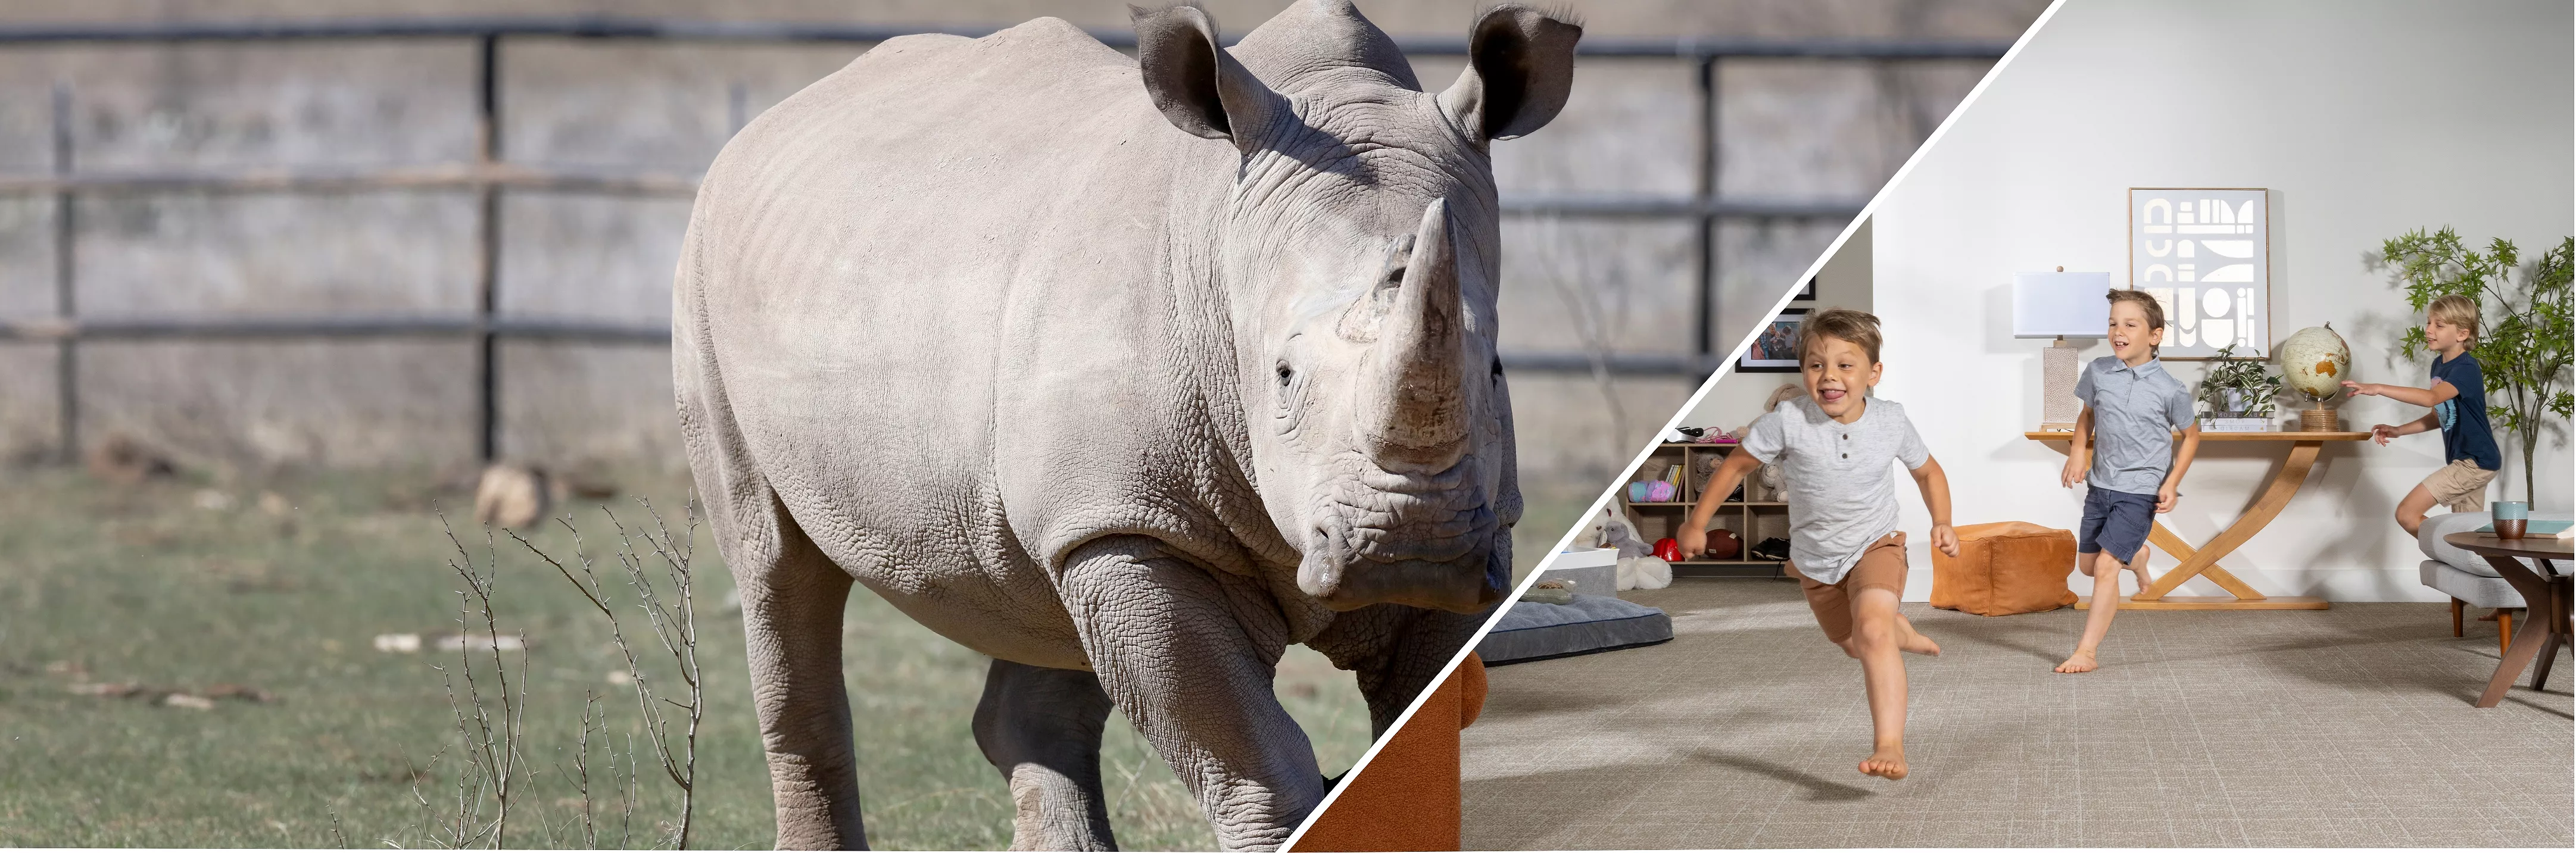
left=1623, top=439, right=1792, bottom=579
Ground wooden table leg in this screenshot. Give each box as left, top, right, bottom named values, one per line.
left=2100, top=441, right=2326, bottom=610
left=2142, top=524, right=2269, bottom=600
left=2476, top=555, right=2568, bottom=707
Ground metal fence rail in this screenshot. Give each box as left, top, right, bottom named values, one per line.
left=0, top=18, right=2006, bottom=462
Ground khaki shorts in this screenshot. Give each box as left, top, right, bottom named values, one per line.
left=2422, top=459, right=2498, bottom=512
left=1791, top=532, right=1908, bottom=645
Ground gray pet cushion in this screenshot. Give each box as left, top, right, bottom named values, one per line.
left=1476, top=593, right=1672, bottom=665
left=2419, top=511, right=2572, bottom=578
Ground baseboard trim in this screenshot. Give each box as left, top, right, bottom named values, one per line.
left=1901, top=566, right=2453, bottom=603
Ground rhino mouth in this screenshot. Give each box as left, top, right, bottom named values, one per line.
left=1294, top=454, right=1507, bottom=613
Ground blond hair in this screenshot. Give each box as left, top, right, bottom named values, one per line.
left=1797, top=308, right=1883, bottom=364
left=2427, top=293, right=2480, bottom=342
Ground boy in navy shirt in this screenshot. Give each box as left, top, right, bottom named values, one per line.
left=2346, top=294, right=2502, bottom=535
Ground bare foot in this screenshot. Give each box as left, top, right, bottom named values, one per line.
left=2129, top=564, right=2154, bottom=592
left=2054, top=649, right=2098, bottom=673
left=1858, top=748, right=1908, bottom=780
left=1897, top=623, right=1942, bottom=656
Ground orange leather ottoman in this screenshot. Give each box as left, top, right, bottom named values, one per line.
left=1931, top=521, right=2078, bottom=616
left=1290, top=653, right=1487, bottom=852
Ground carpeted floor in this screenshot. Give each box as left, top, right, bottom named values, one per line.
left=1462, top=579, right=2574, bottom=849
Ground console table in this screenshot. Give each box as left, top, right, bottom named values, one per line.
left=2027, top=430, right=2368, bottom=610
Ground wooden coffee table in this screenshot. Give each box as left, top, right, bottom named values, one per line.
left=2029, top=430, right=2367, bottom=610
left=2444, top=532, right=2572, bottom=708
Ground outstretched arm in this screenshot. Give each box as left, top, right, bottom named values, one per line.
left=1908, top=455, right=1959, bottom=557
left=1679, top=450, right=1764, bottom=558
left=2370, top=411, right=2441, bottom=445
left=2344, top=379, right=2456, bottom=408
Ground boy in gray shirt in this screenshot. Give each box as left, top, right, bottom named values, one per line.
left=2055, top=289, right=2201, bottom=673
left=1682, top=308, right=1957, bottom=781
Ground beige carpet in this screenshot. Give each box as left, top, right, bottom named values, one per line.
left=1462, top=579, right=2574, bottom=849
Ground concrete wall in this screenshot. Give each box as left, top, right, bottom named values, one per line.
left=0, top=1, right=2045, bottom=504
left=1870, top=0, right=2574, bottom=601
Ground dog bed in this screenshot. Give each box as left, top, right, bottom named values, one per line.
left=1476, top=593, right=1672, bottom=665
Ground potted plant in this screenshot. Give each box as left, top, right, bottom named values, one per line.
left=2198, top=340, right=2285, bottom=421
left=2381, top=229, right=2573, bottom=505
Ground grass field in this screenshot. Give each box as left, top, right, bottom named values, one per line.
left=0, top=465, right=1382, bottom=849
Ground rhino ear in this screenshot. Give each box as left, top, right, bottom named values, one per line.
left=1131, top=4, right=1280, bottom=152
left=1438, top=5, right=1582, bottom=145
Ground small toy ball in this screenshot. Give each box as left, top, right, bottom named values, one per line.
left=1654, top=537, right=1681, bottom=562
left=1705, top=529, right=1743, bottom=560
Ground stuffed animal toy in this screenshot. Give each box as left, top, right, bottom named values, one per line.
left=1620, top=551, right=1674, bottom=591
left=1595, top=508, right=1673, bottom=591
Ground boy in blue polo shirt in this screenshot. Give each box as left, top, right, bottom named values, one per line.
left=2345, top=294, right=2502, bottom=533
left=2056, top=289, right=2201, bottom=674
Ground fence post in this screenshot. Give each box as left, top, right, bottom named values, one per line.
left=1692, top=55, right=1719, bottom=386
left=52, top=82, right=77, bottom=464
left=475, top=33, right=501, bottom=463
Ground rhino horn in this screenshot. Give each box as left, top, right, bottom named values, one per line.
left=1361, top=198, right=1469, bottom=468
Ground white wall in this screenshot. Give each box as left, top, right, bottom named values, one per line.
left=1682, top=217, right=1875, bottom=431
left=1873, top=0, right=2574, bottom=601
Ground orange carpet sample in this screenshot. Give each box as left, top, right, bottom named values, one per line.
left=1289, top=652, right=1488, bottom=852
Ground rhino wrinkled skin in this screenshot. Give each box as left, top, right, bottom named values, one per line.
left=672, top=1, right=1577, bottom=848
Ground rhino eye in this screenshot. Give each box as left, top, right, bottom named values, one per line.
left=1490, top=358, right=1505, bottom=382
left=1381, top=234, right=1415, bottom=286
left=1276, top=362, right=1294, bottom=386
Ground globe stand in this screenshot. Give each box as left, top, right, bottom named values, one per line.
left=2299, top=402, right=2338, bottom=433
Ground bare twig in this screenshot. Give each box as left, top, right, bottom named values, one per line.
left=328, top=804, right=351, bottom=849
left=425, top=511, right=531, bottom=848
left=507, top=495, right=705, bottom=849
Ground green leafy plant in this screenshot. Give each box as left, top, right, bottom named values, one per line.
left=2197, top=340, right=2285, bottom=417
left=2381, top=228, right=2574, bottom=505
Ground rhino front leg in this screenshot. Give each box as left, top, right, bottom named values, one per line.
left=1308, top=604, right=1492, bottom=736
left=973, top=658, right=1118, bottom=851
left=1060, top=536, right=1321, bottom=851
left=730, top=498, right=869, bottom=849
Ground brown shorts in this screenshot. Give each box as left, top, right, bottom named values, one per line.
left=2421, top=460, right=2497, bottom=512
left=1791, top=532, right=1908, bottom=645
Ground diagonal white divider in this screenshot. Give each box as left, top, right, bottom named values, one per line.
left=1277, top=1, right=2076, bottom=846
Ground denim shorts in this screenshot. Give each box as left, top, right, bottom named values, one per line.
left=2077, top=486, right=2157, bottom=561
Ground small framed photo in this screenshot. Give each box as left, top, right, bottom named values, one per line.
left=1738, top=308, right=1807, bottom=373
left=1794, top=276, right=1817, bottom=301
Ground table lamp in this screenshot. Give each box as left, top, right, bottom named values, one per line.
left=2014, top=270, right=2112, bottom=430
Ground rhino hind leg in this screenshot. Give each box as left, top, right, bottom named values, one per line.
left=1059, top=535, right=1321, bottom=852
left=726, top=487, right=871, bottom=849
left=974, top=659, right=1119, bottom=851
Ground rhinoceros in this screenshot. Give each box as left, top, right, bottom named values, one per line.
left=672, top=1, right=1577, bottom=848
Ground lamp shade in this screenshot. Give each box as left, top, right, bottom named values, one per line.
left=2012, top=271, right=2113, bottom=339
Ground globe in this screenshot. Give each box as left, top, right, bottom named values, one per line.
left=2278, top=323, right=2352, bottom=401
